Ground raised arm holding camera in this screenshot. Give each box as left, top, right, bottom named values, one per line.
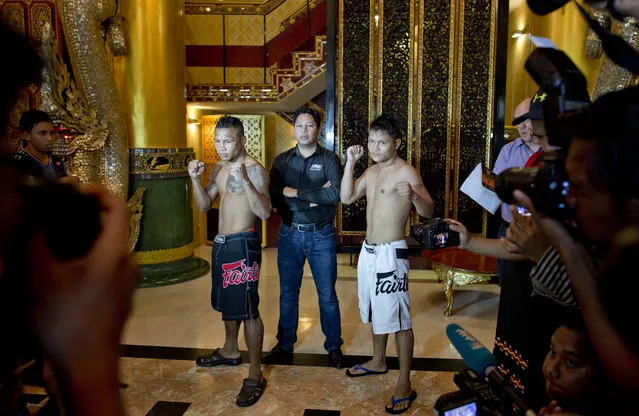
left=511, top=86, right=639, bottom=394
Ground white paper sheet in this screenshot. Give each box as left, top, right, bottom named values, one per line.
left=460, top=163, right=502, bottom=215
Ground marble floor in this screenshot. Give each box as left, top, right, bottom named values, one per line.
left=117, top=245, right=501, bottom=415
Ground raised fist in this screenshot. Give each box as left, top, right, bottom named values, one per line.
left=188, top=159, right=205, bottom=179
left=346, top=145, right=365, bottom=163
left=395, top=181, right=415, bottom=200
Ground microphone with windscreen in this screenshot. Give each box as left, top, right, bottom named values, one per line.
left=446, top=324, right=536, bottom=416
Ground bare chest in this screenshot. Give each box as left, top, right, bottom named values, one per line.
left=366, top=171, right=402, bottom=203
left=217, top=168, right=247, bottom=196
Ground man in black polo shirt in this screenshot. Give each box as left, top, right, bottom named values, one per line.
left=12, top=109, right=67, bottom=179
left=263, top=107, right=344, bottom=368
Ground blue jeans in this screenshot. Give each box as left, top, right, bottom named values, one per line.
left=276, top=223, right=343, bottom=352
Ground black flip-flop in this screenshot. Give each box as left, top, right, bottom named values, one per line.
left=385, top=390, right=417, bottom=414
left=236, top=377, right=267, bottom=407
left=195, top=348, right=242, bottom=367
left=345, top=364, right=388, bottom=377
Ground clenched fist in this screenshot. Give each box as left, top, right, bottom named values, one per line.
left=346, top=145, right=365, bottom=163
left=188, top=159, right=205, bottom=179
left=395, top=181, right=415, bottom=200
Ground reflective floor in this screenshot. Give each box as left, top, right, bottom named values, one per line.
left=119, top=246, right=500, bottom=415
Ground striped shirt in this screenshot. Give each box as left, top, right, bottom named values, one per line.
left=530, top=247, right=578, bottom=307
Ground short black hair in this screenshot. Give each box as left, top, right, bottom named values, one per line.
left=370, top=114, right=404, bottom=141
left=293, top=107, right=321, bottom=127
left=19, top=109, right=53, bottom=133
left=215, top=116, right=244, bottom=138
left=0, top=23, right=42, bottom=134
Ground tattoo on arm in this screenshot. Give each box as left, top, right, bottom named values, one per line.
left=206, top=164, right=223, bottom=196
left=247, top=164, right=270, bottom=197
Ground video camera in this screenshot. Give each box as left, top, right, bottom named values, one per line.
left=494, top=47, right=590, bottom=220
left=434, top=324, right=535, bottom=416
left=414, top=218, right=460, bottom=250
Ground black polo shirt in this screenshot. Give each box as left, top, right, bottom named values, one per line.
left=11, top=149, right=67, bottom=180
left=270, top=145, right=342, bottom=225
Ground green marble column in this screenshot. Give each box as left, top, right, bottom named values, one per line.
left=129, top=148, right=210, bottom=287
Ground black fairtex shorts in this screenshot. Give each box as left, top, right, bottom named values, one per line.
left=211, top=231, right=261, bottom=321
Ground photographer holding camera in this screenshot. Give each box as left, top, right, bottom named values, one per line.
left=512, top=86, right=639, bottom=398
left=0, top=23, right=136, bottom=416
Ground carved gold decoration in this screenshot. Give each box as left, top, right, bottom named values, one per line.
left=432, top=263, right=494, bottom=316
left=127, top=187, right=145, bottom=252
left=133, top=243, right=194, bottom=265
left=30, top=3, right=54, bottom=42
left=129, top=148, right=195, bottom=179
left=2, top=2, right=26, bottom=34
left=57, top=0, right=129, bottom=200
left=39, top=23, right=109, bottom=158
left=586, top=12, right=639, bottom=100
left=187, top=36, right=326, bottom=103
left=186, top=0, right=285, bottom=15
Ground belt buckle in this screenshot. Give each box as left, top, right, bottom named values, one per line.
left=296, top=224, right=306, bottom=232
left=214, top=235, right=226, bottom=244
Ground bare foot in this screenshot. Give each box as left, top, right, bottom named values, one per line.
left=346, top=359, right=387, bottom=375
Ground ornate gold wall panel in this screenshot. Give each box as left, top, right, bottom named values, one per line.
left=337, top=0, right=497, bottom=236
left=1, top=0, right=64, bottom=151
left=417, top=0, right=452, bottom=223
left=337, top=0, right=370, bottom=235
left=225, top=14, right=264, bottom=45
left=454, top=0, right=496, bottom=234
left=381, top=0, right=412, bottom=162
left=265, top=114, right=296, bottom=170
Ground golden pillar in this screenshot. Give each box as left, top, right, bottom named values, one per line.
left=122, top=0, right=187, bottom=148
left=120, top=0, right=209, bottom=287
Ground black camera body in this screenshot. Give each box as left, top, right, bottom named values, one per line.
left=495, top=150, right=573, bottom=219
left=414, top=218, right=460, bottom=250
left=435, top=368, right=530, bottom=416
left=495, top=48, right=589, bottom=220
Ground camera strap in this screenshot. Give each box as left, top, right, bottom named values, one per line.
left=572, top=0, right=639, bottom=74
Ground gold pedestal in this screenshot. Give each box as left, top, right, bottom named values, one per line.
left=432, top=264, right=494, bottom=316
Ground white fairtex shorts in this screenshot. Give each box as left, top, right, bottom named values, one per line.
left=357, top=239, right=411, bottom=334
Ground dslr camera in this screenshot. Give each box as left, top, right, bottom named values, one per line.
left=414, top=218, right=460, bottom=250
left=495, top=47, right=590, bottom=220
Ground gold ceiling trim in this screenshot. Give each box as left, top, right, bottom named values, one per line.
left=279, top=0, right=323, bottom=33
left=185, top=0, right=285, bottom=15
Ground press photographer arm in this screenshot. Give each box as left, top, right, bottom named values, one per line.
left=514, top=190, right=639, bottom=391
left=444, top=219, right=530, bottom=260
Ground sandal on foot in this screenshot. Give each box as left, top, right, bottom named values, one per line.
left=195, top=348, right=242, bottom=367
left=385, top=390, right=417, bottom=414
left=345, top=364, right=388, bottom=378
left=236, top=377, right=267, bottom=407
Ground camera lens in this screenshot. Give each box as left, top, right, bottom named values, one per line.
left=495, top=167, right=540, bottom=205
